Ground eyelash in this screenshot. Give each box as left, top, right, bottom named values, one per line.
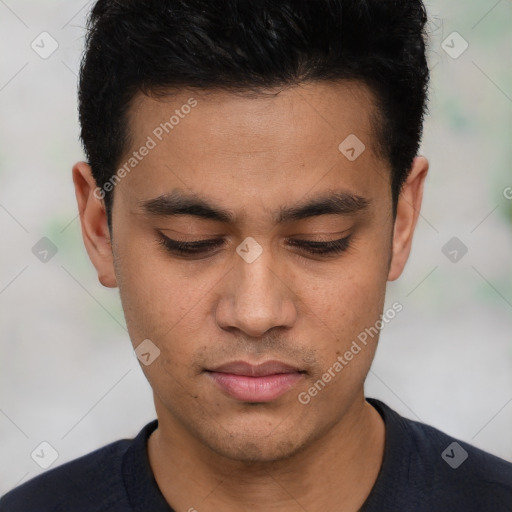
left=157, top=233, right=352, bottom=257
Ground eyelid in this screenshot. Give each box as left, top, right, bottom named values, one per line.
left=156, top=231, right=353, bottom=257
left=157, top=227, right=351, bottom=243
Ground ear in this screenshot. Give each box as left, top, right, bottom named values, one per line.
left=72, top=162, right=118, bottom=288
left=387, top=156, right=429, bottom=282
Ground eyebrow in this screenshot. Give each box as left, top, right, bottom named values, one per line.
left=138, top=189, right=371, bottom=224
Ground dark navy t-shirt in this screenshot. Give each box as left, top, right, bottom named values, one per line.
left=1, top=398, right=511, bottom=511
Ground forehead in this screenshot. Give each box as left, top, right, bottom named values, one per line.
left=117, top=81, right=389, bottom=222
left=127, top=80, right=378, bottom=151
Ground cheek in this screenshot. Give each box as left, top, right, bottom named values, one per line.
left=293, top=267, right=387, bottom=411
left=297, top=242, right=390, bottom=360
left=306, top=274, right=386, bottom=343
left=114, top=237, right=199, bottom=345
left=115, top=254, right=206, bottom=398
left=314, top=236, right=389, bottom=307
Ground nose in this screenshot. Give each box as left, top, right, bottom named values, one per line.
left=215, top=242, right=298, bottom=338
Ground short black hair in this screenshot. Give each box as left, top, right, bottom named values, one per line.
left=78, top=0, right=430, bottom=233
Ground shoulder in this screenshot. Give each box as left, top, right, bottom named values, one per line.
left=405, top=409, right=512, bottom=477
left=409, top=417, right=512, bottom=509
left=0, top=437, right=132, bottom=512
left=367, top=398, right=512, bottom=511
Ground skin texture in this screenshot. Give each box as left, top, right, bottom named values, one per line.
left=73, top=81, right=428, bottom=511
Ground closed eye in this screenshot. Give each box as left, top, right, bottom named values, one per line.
left=286, top=237, right=352, bottom=255
left=156, top=233, right=353, bottom=258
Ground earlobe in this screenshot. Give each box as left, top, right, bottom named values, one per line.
left=72, top=162, right=118, bottom=288
left=387, top=156, right=429, bottom=282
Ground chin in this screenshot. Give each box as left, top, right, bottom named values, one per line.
left=211, top=435, right=303, bottom=463
left=200, top=418, right=315, bottom=463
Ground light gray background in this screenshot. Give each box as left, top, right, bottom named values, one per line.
left=1, top=0, right=511, bottom=495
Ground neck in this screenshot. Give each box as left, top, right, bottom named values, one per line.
left=148, top=394, right=385, bottom=512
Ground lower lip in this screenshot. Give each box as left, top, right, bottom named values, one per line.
left=207, top=372, right=304, bottom=402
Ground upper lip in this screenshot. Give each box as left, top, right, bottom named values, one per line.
left=208, top=360, right=303, bottom=377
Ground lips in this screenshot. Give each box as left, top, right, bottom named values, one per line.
left=209, top=360, right=303, bottom=377
left=206, top=360, right=305, bottom=402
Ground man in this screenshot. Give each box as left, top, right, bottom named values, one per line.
left=1, top=0, right=511, bottom=511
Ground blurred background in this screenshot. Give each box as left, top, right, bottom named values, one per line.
left=1, top=0, right=511, bottom=495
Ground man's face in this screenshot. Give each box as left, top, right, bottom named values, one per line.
left=75, top=81, right=424, bottom=462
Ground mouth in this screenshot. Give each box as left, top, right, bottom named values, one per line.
left=205, top=360, right=306, bottom=403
